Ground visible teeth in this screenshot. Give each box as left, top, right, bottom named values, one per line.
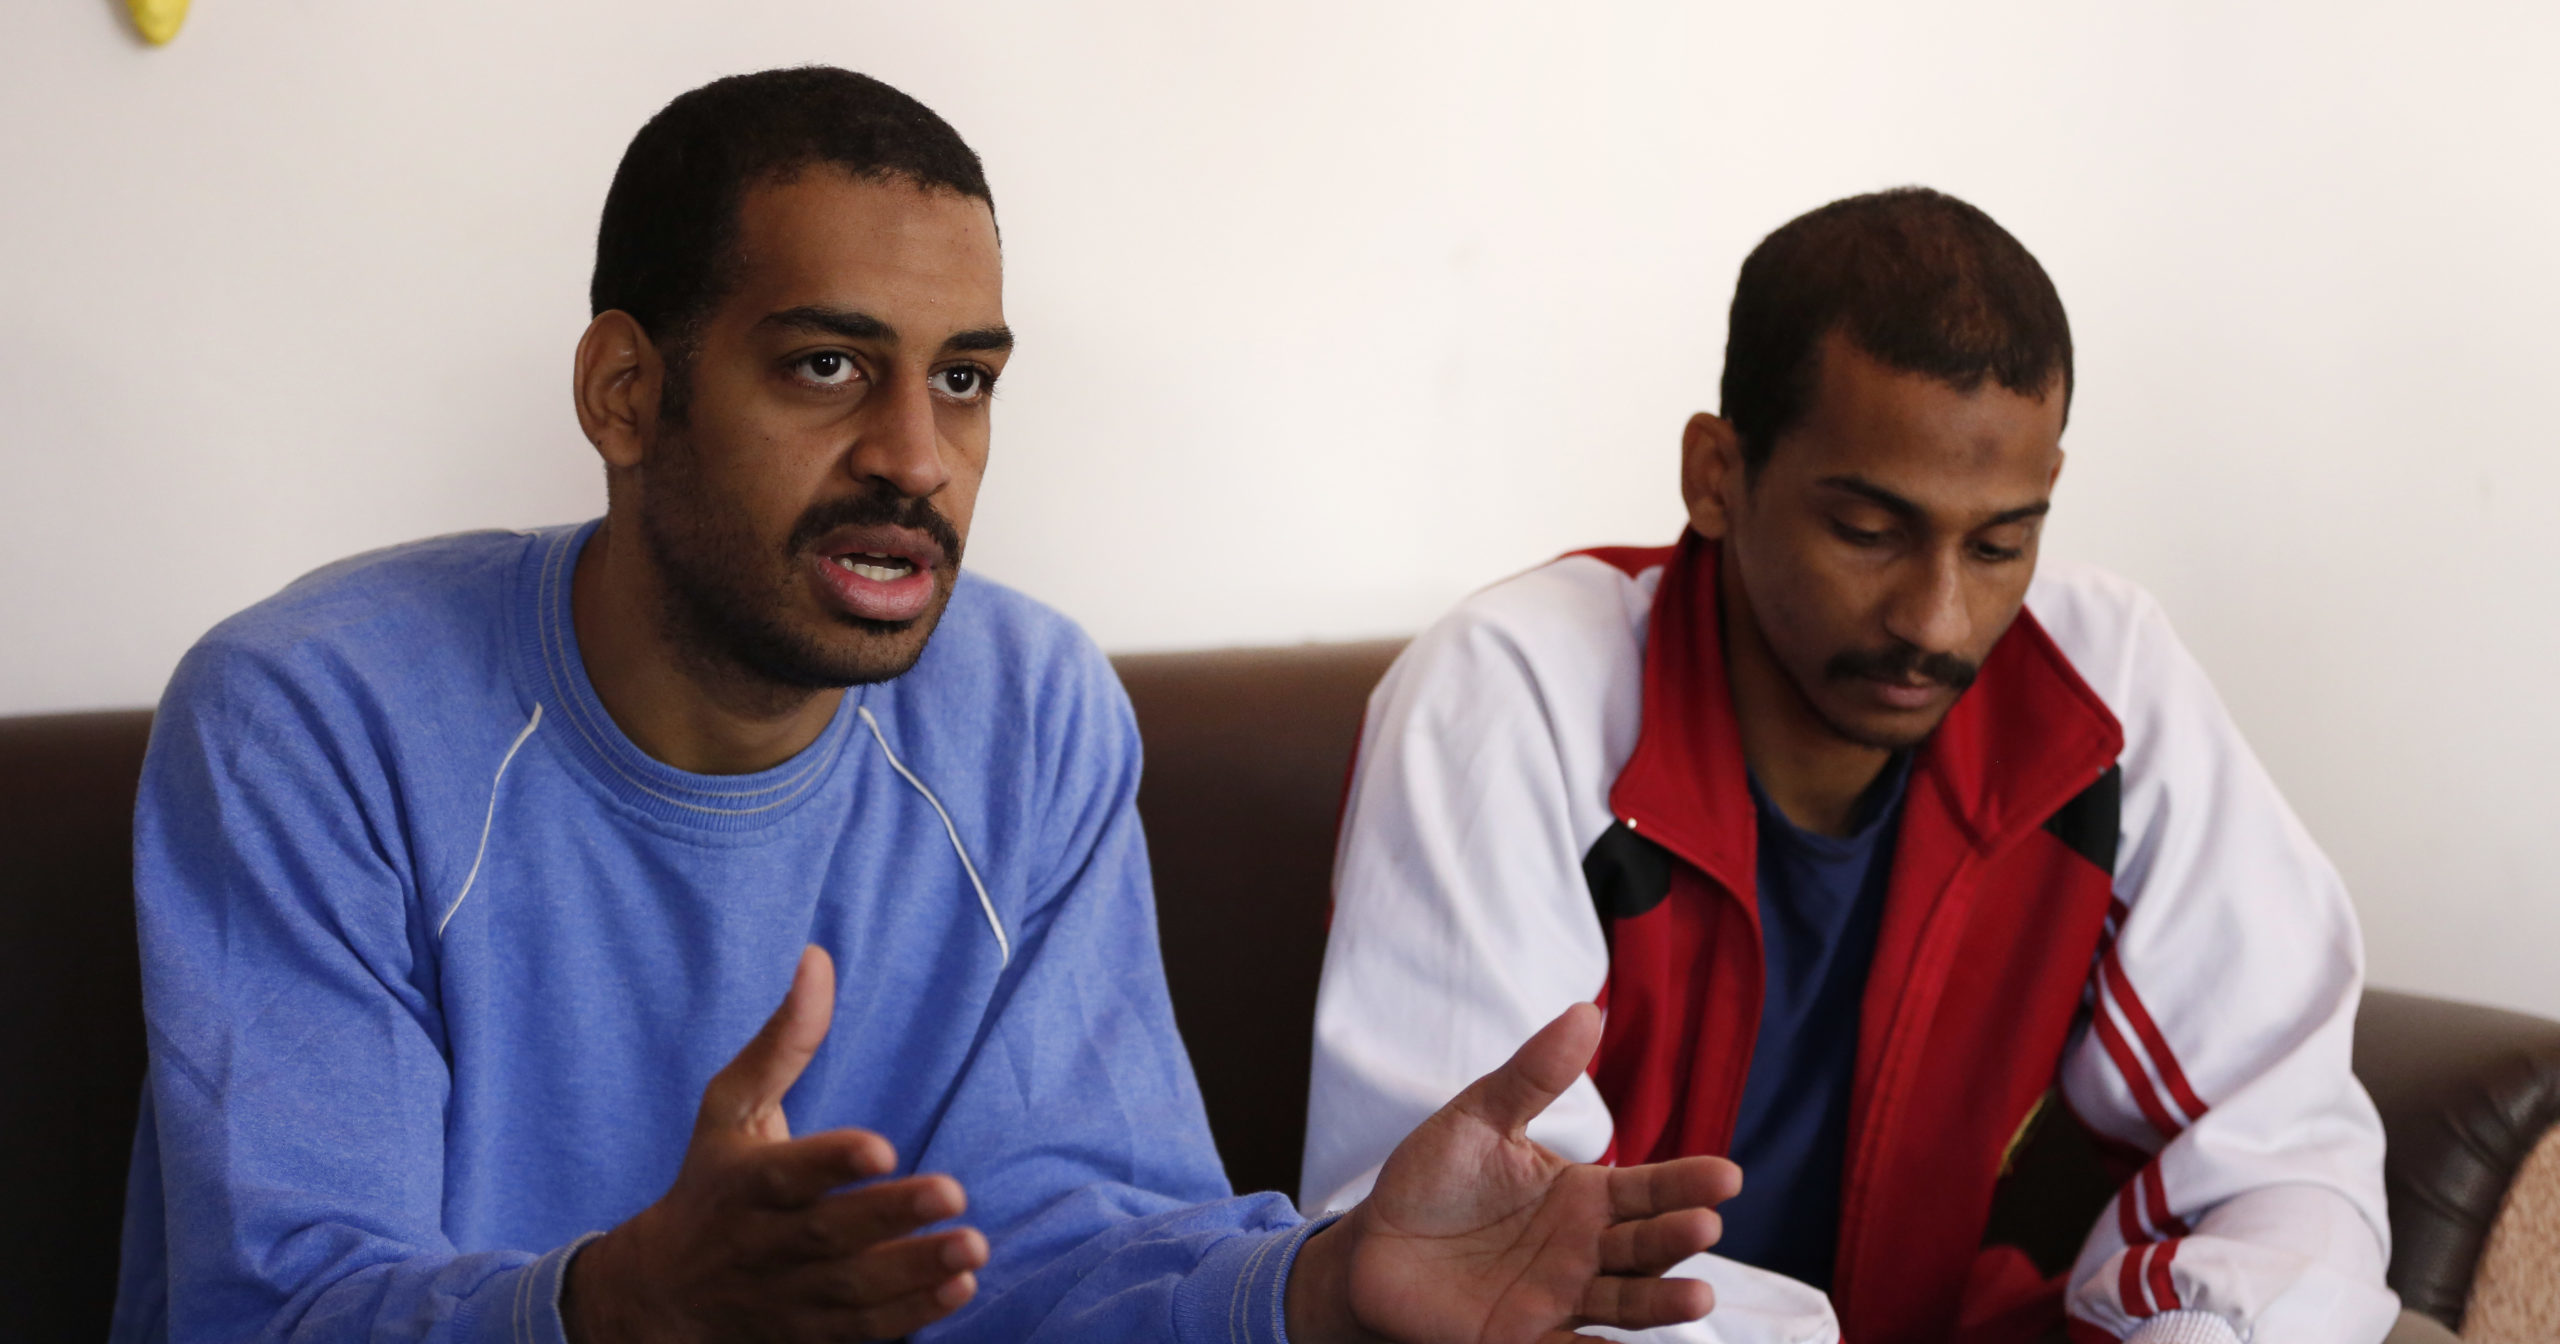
left=831, top=554, right=912, bottom=582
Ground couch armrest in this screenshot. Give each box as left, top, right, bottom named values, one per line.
left=2461, top=1125, right=2560, bottom=1343
left=2385, top=1307, right=2463, bottom=1344
left=2353, top=989, right=2560, bottom=1330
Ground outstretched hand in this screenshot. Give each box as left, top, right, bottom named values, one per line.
left=565, top=947, right=985, bottom=1344
left=1288, top=1004, right=1743, bottom=1344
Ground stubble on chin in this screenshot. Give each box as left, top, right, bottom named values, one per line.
left=1802, top=681, right=1961, bottom=753
left=1818, top=708, right=1939, bottom=753
left=635, top=449, right=947, bottom=701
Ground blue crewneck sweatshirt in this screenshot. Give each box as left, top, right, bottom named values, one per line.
left=114, top=522, right=1319, bottom=1343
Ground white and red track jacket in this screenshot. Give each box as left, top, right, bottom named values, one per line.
left=1302, top=536, right=2397, bottom=1344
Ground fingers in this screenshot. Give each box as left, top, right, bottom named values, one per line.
left=1596, top=1206, right=1721, bottom=1275
left=1576, top=1272, right=1715, bottom=1331
left=741, top=1127, right=900, bottom=1207
left=1447, top=1002, right=1603, bottom=1135
left=1607, top=1154, right=1743, bottom=1221
left=786, top=1227, right=986, bottom=1338
left=834, top=1226, right=988, bottom=1300
left=794, top=1173, right=968, bottom=1254
left=824, top=1266, right=980, bottom=1340
left=696, top=946, right=837, bottom=1141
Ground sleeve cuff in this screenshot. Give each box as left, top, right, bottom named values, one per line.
left=2124, top=1310, right=2244, bottom=1344
left=516, top=1232, right=603, bottom=1344
left=1171, top=1213, right=1337, bottom=1344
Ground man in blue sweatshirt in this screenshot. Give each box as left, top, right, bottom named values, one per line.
left=113, top=67, right=1739, bottom=1344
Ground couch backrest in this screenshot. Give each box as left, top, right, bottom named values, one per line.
left=1115, top=640, right=1406, bottom=1200
left=0, top=708, right=155, bottom=1340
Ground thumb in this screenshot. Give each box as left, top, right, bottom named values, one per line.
left=1448, top=1003, right=1602, bottom=1137
left=696, top=945, right=836, bottom=1144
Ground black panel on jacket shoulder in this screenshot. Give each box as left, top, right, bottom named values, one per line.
left=1584, top=820, right=1673, bottom=922
left=2041, top=763, right=2122, bottom=876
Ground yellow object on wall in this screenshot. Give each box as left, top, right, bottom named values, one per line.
left=128, top=0, right=189, bottom=45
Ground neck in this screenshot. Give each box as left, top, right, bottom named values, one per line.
left=1717, top=542, right=1891, bottom=837
left=572, top=518, right=845, bottom=775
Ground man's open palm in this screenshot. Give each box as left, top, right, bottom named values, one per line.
left=1321, top=1004, right=1743, bottom=1344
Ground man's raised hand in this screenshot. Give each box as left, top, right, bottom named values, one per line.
left=565, top=947, right=985, bottom=1343
left=1287, top=1003, right=1743, bottom=1344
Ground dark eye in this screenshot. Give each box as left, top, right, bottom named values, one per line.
left=798, top=352, right=857, bottom=387
left=1971, top=540, right=2025, bottom=563
left=931, top=365, right=993, bottom=402
left=1831, top=521, right=1887, bottom=547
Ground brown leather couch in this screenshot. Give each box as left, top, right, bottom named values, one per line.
left=7, top=641, right=2557, bottom=1340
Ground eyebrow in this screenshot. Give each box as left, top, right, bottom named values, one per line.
left=944, top=325, right=1015, bottom=354
left=1817, top=474, right=2050, bottom=528
left=757, top=305, right=1014, bottom=355
left=760, top=305, right=893, bottom=343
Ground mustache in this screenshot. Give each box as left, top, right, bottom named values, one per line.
left=784, top=488, right=964, bottom=567
left=1824, top=643, right=1979, bottom=692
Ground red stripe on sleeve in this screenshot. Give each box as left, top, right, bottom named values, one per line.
left=2094, top=994, right=2181, bottom=1141
left=2146, top=1238, right=2185, bottom=1312
left=2118, top=1243, right=2156, bottom=1317
left=2140, top=1162, right=2191, bottom=1240
left=2100, top=945, right=2210, bottom=1123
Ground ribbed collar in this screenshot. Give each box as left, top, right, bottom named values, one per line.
left=514, top=520, right=861, bottom=836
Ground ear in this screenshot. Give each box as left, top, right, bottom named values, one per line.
left=1680, top=412, right=1745, bottom=541
left=573, top=311, right=665, bottom=473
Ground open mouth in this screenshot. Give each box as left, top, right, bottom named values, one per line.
left=810, top=531, right=942, bottom=625
left=831, top=552, right=918, bottom=583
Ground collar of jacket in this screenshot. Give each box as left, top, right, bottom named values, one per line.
left=1604, top=530, right=2125, bottom=905
left=1598, top=532, right=2127, bottom=1331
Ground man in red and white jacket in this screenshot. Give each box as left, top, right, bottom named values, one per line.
left=1301, top=189, right=2398, bottom=1344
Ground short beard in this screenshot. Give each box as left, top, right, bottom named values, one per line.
left=636, top=421, right=964, bottom=696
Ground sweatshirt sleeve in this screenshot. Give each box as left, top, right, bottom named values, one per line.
left=2042, top=582, right=2399, bottom=1344
left=1302, top=589, right=1839, bottom=1344
left=128, top=639, right=583, bottom=1344
left=906, top=634, right=1319, bottom=1344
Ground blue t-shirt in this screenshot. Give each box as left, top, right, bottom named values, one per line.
left=1712, top=754, right=1911, bottom=1289
left=113, top=522, right=1317, bottom=1344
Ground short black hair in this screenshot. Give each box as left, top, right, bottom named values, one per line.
left=590, top=66, right=992, bottom=415
left=1719, top=187, right=2071, bottom=474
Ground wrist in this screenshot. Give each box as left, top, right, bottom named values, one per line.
left=1282, top=1215, right=1378, bottom=1344
left=563, top=1225, right=658, bottom=1344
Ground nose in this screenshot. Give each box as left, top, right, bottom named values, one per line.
left=844, top=369, right=951, bottom=499
left=1882, top=547, right=1972, bottom=659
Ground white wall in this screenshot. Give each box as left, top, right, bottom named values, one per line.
left=3, top=2, right=2553, bottom=1019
